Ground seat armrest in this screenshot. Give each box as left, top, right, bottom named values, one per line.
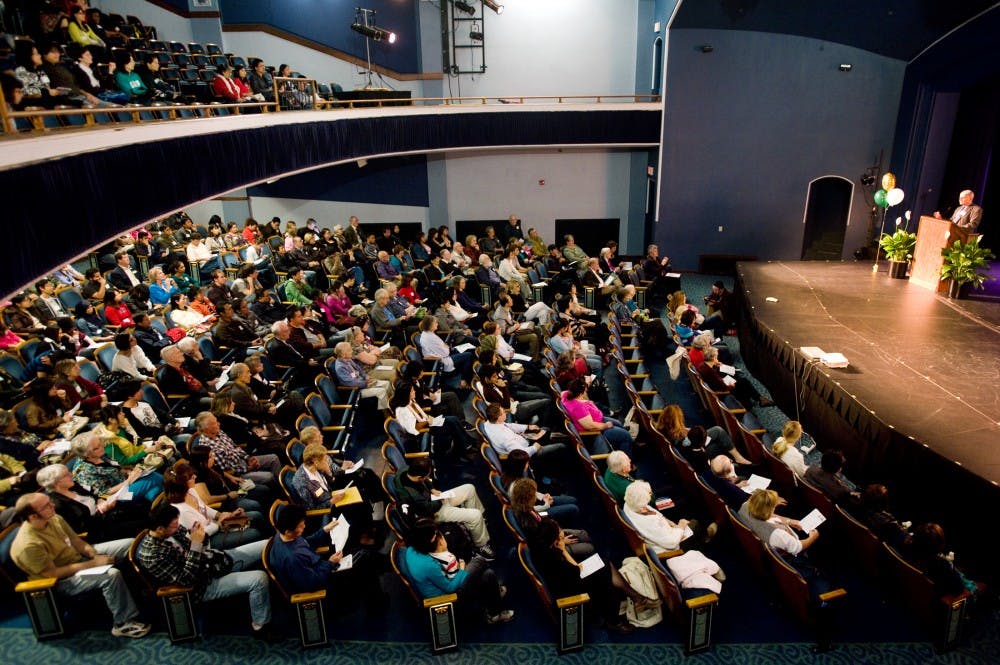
left=15, top=578, right=58, bottom=592
left=556, top=593, right=591, bottom=608
left=656, top=549, right=685, bottom=560
left=684, top=593, right=719, bottom=609
left=306, top=508, right=328, bottom=517
left=291, top=589, right=327, bottom=603
left=817, top=588, right=848, bottom=603
left=423, top=593, right=458, bottom=608
left=156, top=585, right=194, bottom=596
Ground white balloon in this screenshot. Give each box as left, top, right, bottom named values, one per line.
left=886, top=187, right=904, bottom=206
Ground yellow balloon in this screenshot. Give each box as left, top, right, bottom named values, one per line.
left=881, top=172, right=896, bottom=190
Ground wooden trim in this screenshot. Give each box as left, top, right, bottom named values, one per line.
left=685, top=593, right=719, bottom=609
left=213, top=195, right=249, bottom=201
left=145, top=0, right=221, bottom=19
left=423, top=593, right=458, bottom=608
left=817, top=588, right=848, bottom=603
left=291, top=590, right=327, bottom=603
left=556, top=593, right=590, bottom=608
left=222, top=24, right=443, bottom=81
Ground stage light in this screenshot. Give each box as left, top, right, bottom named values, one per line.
left=470, top=29, right=484, bottom=41
left=351, top=22, right=397, bottom=44
left=483, top=0, right=504, bottom=15
left=860, top=174, right=876, bottom=186
left=839, top=63, right=853, bottom=72
left=454, top=0, right=475, bottom=15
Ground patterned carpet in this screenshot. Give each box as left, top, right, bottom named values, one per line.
left=1, top=627, right=996, bottom=665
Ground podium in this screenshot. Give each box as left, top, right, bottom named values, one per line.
left=909, top=216, right=977, bottom=293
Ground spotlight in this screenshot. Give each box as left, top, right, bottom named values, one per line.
left=470, top=29, right=484, bottom=42
left=699, top=44, right=713, bottom=53
left=454, top=0, right=475, bottom=15
left=483, top=0, right=504, bottom=15
left=351, top=22, right=397, bottom=44
left=839, top=63, right=853, bottom=72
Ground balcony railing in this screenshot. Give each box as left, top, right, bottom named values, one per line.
left=1, top=76, right=660, bottom=136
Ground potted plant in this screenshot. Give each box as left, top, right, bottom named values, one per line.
left=939, top=236, right=995, bottom=298
left=878, top=229, right=917, bottom=278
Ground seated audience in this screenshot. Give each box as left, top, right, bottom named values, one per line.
left=803, top=450, right=860, bottom=509
left=561, top=378, right=632, bottom=455
left=770, top=420, right=814, bottom=478
left=38, top=463, right=147, bottom=542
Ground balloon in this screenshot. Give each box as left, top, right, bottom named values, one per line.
left=882, top=172, right=896, bottom=190
left=874, top=189, right=888, bottom=207
left=886, top=187, right=904, bottom=206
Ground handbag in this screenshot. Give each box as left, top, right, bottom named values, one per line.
left=203, top=548, right=235, bottom=578
left=57, top=415, right=89, bottom=440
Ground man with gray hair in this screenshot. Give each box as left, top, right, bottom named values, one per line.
left=705, top=454, right=752, bottom=510
left=188, top=411, right=279, bottom=491
left=934, top=189, right=983, bottom=231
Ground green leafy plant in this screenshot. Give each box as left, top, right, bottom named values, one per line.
left=878, top=229, right=917, bottom=262
left=939, top=236, right=996, bottom=289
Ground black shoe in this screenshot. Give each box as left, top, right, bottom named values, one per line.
left=604, top=618, right=635, bottom=635
left=251, top=624, right=283, bottom=643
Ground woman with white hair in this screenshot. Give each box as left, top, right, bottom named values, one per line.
left=623, top=480, right=707, bottom=553
left=70, top=433, right=164, bottom=503
left=40, top=463, right=149, bottom=542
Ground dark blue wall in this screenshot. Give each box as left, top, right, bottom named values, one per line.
left=248, top=155, right=429, bottom=206
left=657, top=28, right=905, bottom=268
left=218, top=0, right=421, bottom=73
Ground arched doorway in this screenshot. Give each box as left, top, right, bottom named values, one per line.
left=801, top=176, right=853, bottom=260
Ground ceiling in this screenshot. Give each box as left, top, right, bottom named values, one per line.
left=671, top=0, right=999, bottom=61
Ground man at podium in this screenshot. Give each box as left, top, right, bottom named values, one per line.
left=934, top=189, right=983, bottom=231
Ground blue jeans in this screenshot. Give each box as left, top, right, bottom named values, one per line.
left=54, top=538, right=138, bottom=625
left=598, top=418, right=633, bottom=456
left=543, top=496, right=580, bottom=528
left=202, top=539, right=271, bottom=627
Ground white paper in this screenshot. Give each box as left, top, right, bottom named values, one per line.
left=65, top=402, right=81, bottom=417
left=175, top=417, right=191, bottom=428
left=215, top=374, right=229, bottom=391
left=799, top=509, right=826, bottom=533
left=681, top=525, right=695, bottom=541
left=621, top=262, right=633, bottom=271
left=455, top=343, right=475, bottom=353
left=375, top=365, right=395, bottom=371
left=719, top=363, right=736, bottom=376
left=42, top=439, right=73, bottom=456
left=76, top=564, right=113, bottom=577
left=578, top=553, right=605, bottom=579
left=335, top=553, right=353, bottom=572
left=430, top=489, right=456, bottom=502
left=431, top=415, right=445, bottom=427
left=722, top=375, right=737, bottom=387
left=379, top=343, right=390, bottom=352
left=602, top=274, right=616, bottom=287
left=742, top=474, right=772, bottom=494
left=273, top=400, right=286, bottom=410
left=665, top=272, right=681, bottom=278
left=532, top=282, right=547, bottom=287
left=431, top=390, right=442, bottom=405
left=344, top=459, right=365, bottom=474
left=328, top=516, right=351, bottom=552
left=512, top=353, right=532, bottom=362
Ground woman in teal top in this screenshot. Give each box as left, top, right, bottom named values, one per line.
left=403, top=518, right=514, bottom=625
left=115, top=56, right=149, bottom=102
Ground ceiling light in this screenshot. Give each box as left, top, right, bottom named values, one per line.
left=454, top=1, right=475, bottom=15
left=351, top=22, right=397, bottom=44
left=483, top=0, right=504, bottom=15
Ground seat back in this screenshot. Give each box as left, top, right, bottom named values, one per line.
left=261, top=536, right=294, bottom=601
left=389, top=541, right=420, bottom=604
left=286, top=438, right=305, bottom=467
left=764, top=544, right=814, bottom=626
left=479, top=439, right=502, bottom=474
left=78, top=359, right=101, bottom=384
left=278, top=465, right=303, bottom=503
left=502, top=506, right=526, bottom=543
left=95, top=343, right=117, bottom=373
left=488, top=471, right=509, bottom=505
left=726, top=507, right=768, bottom=578
left=305, top=392, right=333, bottom=428
left=516, top=542, right=557, bottom=623
left=0, top=353, right=27, bottom=383
left=381, top=439, right=407, bottom=472
left=835, top=505, right=881, bottom=576
left=0, top=523, right=27, bottom=589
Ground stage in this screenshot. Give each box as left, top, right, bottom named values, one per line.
left=735, top=261, right=999, bottom=574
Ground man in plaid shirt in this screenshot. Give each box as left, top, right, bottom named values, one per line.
left=135, top=503, right=279, bottom=642
left=188, top=411, right=280, bottom=491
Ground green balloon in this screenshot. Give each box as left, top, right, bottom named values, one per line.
left=874, top=189, right=888, bottom=207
